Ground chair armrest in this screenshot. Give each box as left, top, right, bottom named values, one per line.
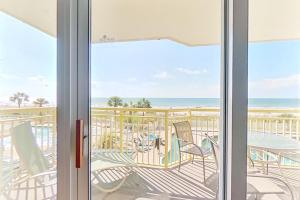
left=248, top=174, right=295, bottom=200
left=11, top=170, right=56, bottom=187
left=30, top=170, right=57, bottom=179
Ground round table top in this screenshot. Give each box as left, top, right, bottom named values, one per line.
left=248, top=132, right=300, bottom=152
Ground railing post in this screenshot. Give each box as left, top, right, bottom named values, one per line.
left=52, top=114, right=56, bottom=164
left=120, top=111, right=124, bottom=152
left=188, top=109, right=192, bottom=161
left=297, top=120, right=299, bottom=141
left=188, top=109, right=192, bottom=122
left=164, top=111, right=169, bottom=169
left=289, top=120, right=292, bottom=138
left=0, top=123, right=4, bottom=189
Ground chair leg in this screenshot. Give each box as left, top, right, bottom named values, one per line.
left=266, top=153, right=269, bottom=175
left=277, top=157, right=291, bottom=186
left=202, top=157, right=206, bottom=183
left=261, top=163, right=266, bottom=174
left=178, top=152, right=182, bottom=171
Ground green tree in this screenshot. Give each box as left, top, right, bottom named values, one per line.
left=134, top=98, right=152, bottom=118
left=135, top=98, right=152, bottom=108
left=9, top=92, right=29, bottom=108
left=123, top=102, right=129, bottom=107
left=33, top=98, right=49, bottom=107
left=107, top=96, right=123, bottom=107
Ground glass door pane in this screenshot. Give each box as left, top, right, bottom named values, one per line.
left=247, top=1, right=300, bottom=199
left=90, top=1, right=221, bottom=199
left=0, top=1, right=57, bottom=199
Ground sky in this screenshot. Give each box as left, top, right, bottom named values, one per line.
left=0, top=11, right=300, bottom=105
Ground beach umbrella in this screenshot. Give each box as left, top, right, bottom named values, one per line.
left=1, top=0, right=300, bottom=46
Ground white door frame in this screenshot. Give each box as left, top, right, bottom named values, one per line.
left=71, top=0, right=249, bottom=199
left=57, top=0, right=90, bottom=199
left=220, top=0, right=248, bottom=199
left=57, top=0, right=75, bottom=199
left=77, top=0, right=91, bottom=198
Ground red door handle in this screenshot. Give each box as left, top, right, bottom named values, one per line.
left=76, top=119, right=84, bottom=168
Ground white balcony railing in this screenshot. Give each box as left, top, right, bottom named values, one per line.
left=0, top=107, right=299, bottom=170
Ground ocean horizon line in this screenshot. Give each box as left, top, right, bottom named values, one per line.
left=92, top=97, right=300, bottom=108
left=1, top=98, right=299, bottom=108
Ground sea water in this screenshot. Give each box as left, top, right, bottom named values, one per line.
left=92, top=97, right=300, bottom=108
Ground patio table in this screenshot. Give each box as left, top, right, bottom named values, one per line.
left=248, top=132, right=300, bottom=176
left=248, top=132, right=300, bottom=152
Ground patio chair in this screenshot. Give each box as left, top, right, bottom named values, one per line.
left=206, top=134, right=295, bottom=200
left=173, top=121, right=211, bottom=182
left=91, top=149, right=137, bottom=193
left=248, top=147, right=281, bottom=175
left=0, top=161, right=21, bottom=193
left=134, top=135, right=155, bottom=152
left=6, top=122, right=137, bottom=196
left=133, top=133, right=164, bottom=153
left=271, top=150, right=300, bottom=189
left=2, top=121, right=57, bottom=199
left=274, top=150, right=300, bottom=164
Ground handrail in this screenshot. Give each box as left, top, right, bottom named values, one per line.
left=93, top=107, right=300, bottom=113
left=1, top=106, right=299, bottom=114
left=0, top=107, right=55, bottom=113
left=0, top=106, right=299, bottom=169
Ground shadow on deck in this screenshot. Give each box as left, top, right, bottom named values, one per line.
left=1, top=161, right=300, bottom=200
left=92, top=161, right=300, bottom=200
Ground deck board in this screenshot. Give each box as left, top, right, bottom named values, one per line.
left=92, top=161, right=300, bottom=200
left=1, top=161, right=299, bottom=199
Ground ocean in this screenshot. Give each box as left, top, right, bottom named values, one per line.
left=92, top=98, right=300, bottom=108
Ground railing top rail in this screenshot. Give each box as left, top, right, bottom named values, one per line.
left=92, top=107, right=192, bottom=112
left=0, top=107, right=56, bottom=113
left=0, top=115, right=54, bottom=123
left=0, top=106, right=299, bottom=114
left=92, top=107, right=300, bottom=113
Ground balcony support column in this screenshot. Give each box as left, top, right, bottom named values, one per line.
left=164, top=111, right=169, bottom=169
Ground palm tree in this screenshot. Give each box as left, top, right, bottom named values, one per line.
left=9, top=92, right=29, bottom=108
left=107, top=96, right=123, bottom=107
left=33, top=98, right=49, bottom=107
left=135, top=98, right=152, bottom=108
left=135, top=98, right=152, bottom=118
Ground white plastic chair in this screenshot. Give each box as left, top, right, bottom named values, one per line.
left=206, top=134, right=295, bottom=200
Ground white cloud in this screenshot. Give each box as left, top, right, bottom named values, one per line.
left=28, top=75, right=49, bottom=87
left=250, top=74, right=300, bottom=89
left=0, top=73, right=19, bottom=80
left=176, top=67, right=208, bottom=75
left=92, top=80, right=119, bottom=87
left=127, top=77, right=137, bottom=82
left=249, top=74, right=300, bottom=98
left=0, top=72, right=19, bottom=80
left=91, top=79, right=220, bottom=98
left=153, top=71, right=173, bottom=79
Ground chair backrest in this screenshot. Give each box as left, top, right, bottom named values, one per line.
left=173, top=121, right=194, bottom=147
left=206, top=134, right=220, bottom=170
left=10, top=122, right=49, bottom=175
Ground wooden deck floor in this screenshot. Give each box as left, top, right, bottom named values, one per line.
left=1, top=161, right=300, bottom=200
left=92, top=161, right=300, bottom=200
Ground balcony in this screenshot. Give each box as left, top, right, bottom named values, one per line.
left=0, top=107, right=300, bottom=199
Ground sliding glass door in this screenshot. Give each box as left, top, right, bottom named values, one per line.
left=0, top=0, right=57, bottom=199
left=4, top=0, right=299, bottom=199
left=89, top=1, right=222, bottom=199
left=77, top=0, right=250, bottom=200
left=247, top=1, right=300, bottom=199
